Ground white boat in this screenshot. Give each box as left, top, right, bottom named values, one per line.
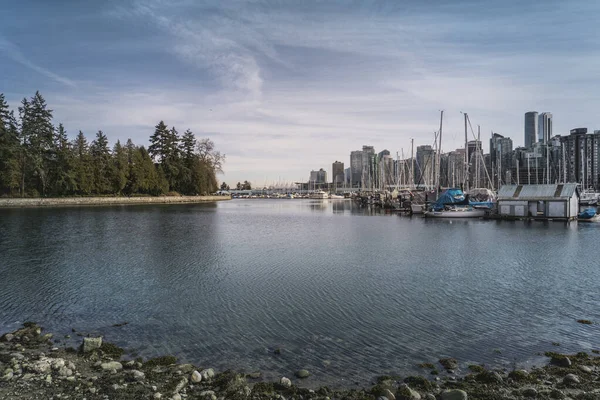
left=309, top=190, right=328, bottom=199
left=424, top=207, right=486, bottom=218
left=411, top=203, right=425, bottom=214
left=329, top=194, right=345, bottom=199
left=580, top=190, right=599, bottom=206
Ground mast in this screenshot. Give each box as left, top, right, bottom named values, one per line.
left=464, top=112, right=469, bottom=191
left=516, top=156, right=520, bottom=185
left=476, top=125, right=480, bottom=188
left=410, top=138, right=414, bottom=188
left=562, top=142, right=566, bottom=183
left=436, top=110, right=444, bottom=195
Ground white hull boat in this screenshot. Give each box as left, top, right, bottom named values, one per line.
left=309, top=190, right=328, bottom=199
left=424, top=207, right=486, bottom=218
left=329, top=194, right=345, bottom=199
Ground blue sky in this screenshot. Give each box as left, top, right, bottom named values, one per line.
left=2, top=0, right=599, bottom=185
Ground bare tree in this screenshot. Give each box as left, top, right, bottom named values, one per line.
left=197, top=138, right=225, bottom=173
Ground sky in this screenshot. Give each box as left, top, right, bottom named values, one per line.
left=1, top=0, right=599, bottom=185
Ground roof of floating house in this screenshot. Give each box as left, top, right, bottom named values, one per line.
left=498, top=184, right=579, bottom=201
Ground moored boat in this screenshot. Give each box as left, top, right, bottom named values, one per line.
left=424, top=206, right=486, bottom=218
left=578, top=208, right=600, bottom=222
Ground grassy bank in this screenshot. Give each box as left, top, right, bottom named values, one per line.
left=0, top=195, right=231, bottom=208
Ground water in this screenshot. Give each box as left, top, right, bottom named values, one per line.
left=1, top=200, right=599, bottom=387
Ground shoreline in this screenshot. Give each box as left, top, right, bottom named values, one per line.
left=0, top=195, right=231, bottom=208
left=1, top=324, right=600, bottom=399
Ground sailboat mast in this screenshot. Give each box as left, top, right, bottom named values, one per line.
left=410, top=138, right=414, bottom=188
left=464, top=112, right=468, bottom=191
left=437, top=110, right=443, bottom=195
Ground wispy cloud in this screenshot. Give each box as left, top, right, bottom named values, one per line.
left=0, top=36, right=76, bottom=88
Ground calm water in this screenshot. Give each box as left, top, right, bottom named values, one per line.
left=1, top=200, right=599, bottom=387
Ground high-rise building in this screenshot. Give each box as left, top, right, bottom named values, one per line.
left=524, top=111, right=538, bottom=148
left=490, top=133, right=513, bottom=187
left=332, top=161, right=344, bottom=186
left=350, top=150, right=363, bottom=187
left=415, top=145, right=435, bottom=187
left=309, top=168, right=327, bottom=185
left=362, top=145, right=375, bottom=189
left=538, top=112, right=553, bottom=144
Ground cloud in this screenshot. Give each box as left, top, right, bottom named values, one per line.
left=0, top=36, right=76, bottom=88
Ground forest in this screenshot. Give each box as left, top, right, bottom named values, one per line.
left=0, top=92, right=224, bottom=197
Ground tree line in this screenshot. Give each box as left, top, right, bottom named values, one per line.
left=0, top=92, right=224, bottom=197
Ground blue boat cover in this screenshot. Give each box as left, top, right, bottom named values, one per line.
left=578, top=208, right=597, bottom=219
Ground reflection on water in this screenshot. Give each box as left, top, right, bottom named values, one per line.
left=0, top=200, right=598, bottom=388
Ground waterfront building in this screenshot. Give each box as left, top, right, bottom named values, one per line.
left=538, top=112, right=553, bottom=144
left=497, top=183, right=579, bottom=220
left=560, top=128, right=600, bottom=190
left=332, top=161, right=344, bottom=187
left=524, top=112, right=538, bottom=149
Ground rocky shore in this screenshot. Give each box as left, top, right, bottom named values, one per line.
left=0, top=195, right=230, bottom=208
left=2, top=324, right=600, bottom=400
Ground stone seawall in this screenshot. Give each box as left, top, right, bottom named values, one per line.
left=0, top=195, right=230, bottom=208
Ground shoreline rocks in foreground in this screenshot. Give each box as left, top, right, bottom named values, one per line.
left=2, top=324, right=600, bottom=399
left=0, top=195, right=230, bottom=208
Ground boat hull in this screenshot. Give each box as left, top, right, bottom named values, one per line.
left=411, top=204, right=425, bottom=214
left=424, top=209, right=486, bottom=218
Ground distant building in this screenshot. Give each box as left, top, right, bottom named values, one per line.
left=309, top=168, right=327, bottom=186
left=538, top=112, right=553, bottom=144
left=362, top=145, right=375, bottom=189
left=350, top=150, right=363, bottom=187
left=524, top=111, right=538, bottom=149
left=332, top=161, right=344, bottom=186
left=415, top=145, right=435, bottom=188
left=490, top=133, right=514, bottom=187
left=445, top=149, right=466, bottom=188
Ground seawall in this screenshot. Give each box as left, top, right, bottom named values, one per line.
left=0, top=195, right=231, bottom=208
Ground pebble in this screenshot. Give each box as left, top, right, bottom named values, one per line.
left=522, top=388, right=538, bottom=398
left=280, top=377, right=292, bottom=388
left=191, top=370, right=202, bottom=383
left=172, top=394, right=182, bottom=400
left=383, top=388, right=396, bottom=400
left=2, top=372, right=14, bottom=381
left=154, top=393, right=163, bottom=399
left=131, top=370, right=145, bottom=381
left=563, top=374, right=580, bottom=384
left=396, top=384, right=421, bottom=400
left=200, top=368, right=215, bottom=381
left=173, top=377, right=188, bottom=393
left=440, top=389, right=468, bottom=400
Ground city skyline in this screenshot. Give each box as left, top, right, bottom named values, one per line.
left=2, top=1, right=599, bottom=184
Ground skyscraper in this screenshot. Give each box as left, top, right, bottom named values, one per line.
left=538, top=112, right=553, bottom=144
left=350, top=151, right=363, bottom=187
left=332, top=161, right=344, bottom=186
left=524, top=111, right=538, bottom=148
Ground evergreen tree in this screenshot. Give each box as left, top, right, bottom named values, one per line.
left=180, top=129, right=196, bottom=162
left=0, top=95, right=21, bottom=195
left=148, top=120, right=169, bottom=162
left=49, top=123, right=76, bottom=195
left=161, top=126, right=181, bottom=191
left=220, top=182, right=230, bottom=191
left=90, top=130, right=112, bottom=194
left=112, top=140, right=128, bottom=194
left=72, top=131, right=93, bottom=195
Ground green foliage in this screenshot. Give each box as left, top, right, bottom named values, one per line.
left=0, top=91, right=224, bottom=198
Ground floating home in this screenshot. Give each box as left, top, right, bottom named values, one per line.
left=497, top=184, right=580, bottom=221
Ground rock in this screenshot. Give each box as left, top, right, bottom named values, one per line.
left=551, top=356, right=571, bottom=367
left=476, top=370, right=503, bottom=384
left=578, top=365, right=592, bottom=373
left=28, top=359, right=52, bottom=374
left=191, top=370, right=202, bottom=383
left=45, top=374, right=52, bottom=384
left=177, top=364, right=195, bottom=374
left=280, top=377, right=292, bottom=388
left=58, top=366, right=72, bottom=377
left=295, top=369, right=310, bottom=379
left=440, top=389, right=468, bottom=400
left=424, top=395, right=436, bottom=400
left=172, top=394, right=182, bottom=400
left=247, top=371, right=261, bottom=379
left=131, top=370, right=145, bottom=381
left=522, top=388, right=538, bottom=398
left=51, top=358, right=65, bottom=370
left=89, top=388, right=97, bottom=394
left=1, top=371, right=13, bottom=381
left=173, top=377, right=188, bottom=393
left=1, top=333, right=14, bottom=342
left=199, top=390, right=216, bottom=397
left=549, top=389, right=565, bottom=399
left=383, top=388, right=396, bottom=400
left=10, top=352, right=24, bottom=360
left=154, top=393, right=163, bottom=399
left=82, top=337, right=103, bottom=353
left=396, top=384, right=421, bottom=400
left=100, top=361, right=123, bottom=372
left=439, top=358, right=458, bottom=370
left=563, top=374, right=579, bottom=384
left=200, top=368, right=215, bottom=381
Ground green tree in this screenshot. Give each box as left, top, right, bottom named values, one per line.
left=112, top=140, right=128, bottom=194
left=72, top=131, right=93, bottom=195
left=0, top=94, right=21, bottom=195
left=49, top=123, right=76, bottom=195
left=242, top=180, right=252, bottom=190
left=90, top=130, right=112, bottom=194
left=148, top=120, right=169, bottom=162
left=220, top=182, right=230, bottom=191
